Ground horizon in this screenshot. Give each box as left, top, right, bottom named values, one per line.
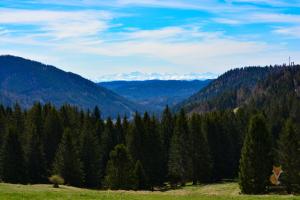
left=0, top=0, right=299, bottom=80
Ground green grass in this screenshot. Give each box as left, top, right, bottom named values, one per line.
left=0, top=182, right=299, bottom=200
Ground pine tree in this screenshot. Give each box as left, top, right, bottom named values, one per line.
left=189, top=114, right=212, bottom=184
left=52, top=128, right=84, bottom=187
left=0, top=127, right=26, bottom=183
left=104, top=144, right=134, bottom=190
left=278, top=119, right=300, bottom=193
left=80, top=118, right=101, bottom=188
left=239, top=114, right=272, bottom=194
left=168, top=109, right=191, bottom=186
left=133, top=160, right=148, bottom=190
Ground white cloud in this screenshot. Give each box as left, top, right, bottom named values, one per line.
left=229, top=0, right=300, bottom=7
left=214, top=12, right=300, bottom=26
left=250, top=13, right=300, bottom=23
left=213, top=18, right=241, bottom=25
left=0, top=9, right=113, bottom=39
left=273, top=26, right=300, bottom=38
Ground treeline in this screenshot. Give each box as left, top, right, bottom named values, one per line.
left=0, top=102, right=299, bottom=194
left=0, top=103, right=244, bottom=189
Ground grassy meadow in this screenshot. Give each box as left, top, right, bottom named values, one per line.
left=0, top=182, right=299, bottom=200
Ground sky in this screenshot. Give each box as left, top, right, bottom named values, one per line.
left=0, top=0, right=300, bottom=81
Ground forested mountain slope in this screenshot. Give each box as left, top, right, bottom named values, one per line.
left=175, top=66, right=282, bottom=113
left=0, top=55, right=141, bottom=117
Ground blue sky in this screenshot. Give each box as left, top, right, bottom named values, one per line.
left=0, top=0, right=300, bottom=81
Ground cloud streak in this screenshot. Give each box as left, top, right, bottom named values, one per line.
left=0, top=9, right=113, bottom=39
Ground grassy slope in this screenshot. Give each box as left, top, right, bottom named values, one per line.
left=0, top=183, right=299, bottom=200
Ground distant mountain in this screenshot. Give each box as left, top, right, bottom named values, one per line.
left=99, top=80, right=212, bottom=112
left=175, top=66, right=283, bottom=114
left=0, top=55, right=141, bottom=118
left=96, top=71, right=218, bottom=82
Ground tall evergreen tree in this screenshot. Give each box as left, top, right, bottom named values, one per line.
left=160, top=106, right=174, bottom=180
left=80, top=118, right=101, bottom=188
left=127, top=113, right=144, bottom=162
left=104, top=144, right=134, bottom=190
left=27, top=125, right=47, bottom=183
left=10, top=103, right=25, bottom=143
left=0, top=127, right=26, bottom=183
left=239, top=114, right=272, bottom=194
left=115, top=115, right=125, bottom=145
left=139, top=114, right=164, bottom=189
left=189, top=114, right=212, bottom=184
left=278, top=119, right=300, bottom=193
left=100, top=117, right=115, bottom=181
left=43, top=108, right=63, bottom=170
left=92, top=106, right=104, bottom=144
left=52, top=128, right=84, bottom=187
left=0, top=108, right=6, bottom=148
left=168, top=109, right=191, bottom=186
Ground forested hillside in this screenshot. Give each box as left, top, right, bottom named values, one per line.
left=175, top=66, right=282, bottom=113
left=99, top=80, right=211, bottom=112
left=0, top=55, right=141, bottom=118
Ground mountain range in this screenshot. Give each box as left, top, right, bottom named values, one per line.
left=96, top=71, right=218, bottom=82
left=0, top=55, right=141, bottom=118
left=1, top=55, right=298, bottom=119
left=99, top=80, right=212, bottom=112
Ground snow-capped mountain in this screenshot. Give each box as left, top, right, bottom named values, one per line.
left=96, top=72, right=218, bottom=82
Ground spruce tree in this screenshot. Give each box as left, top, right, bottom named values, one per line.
left=80, top=118, right=101, bottom=188
left=10, top=103, right=25, bottom=143
left=100, top=117, right=115, bottom=181
left=278, top=119, right=300, bottom=193
left=143, top=114, right=164, bottom=189
left=52, top=128, right=84, bottom=187
left=161, top=106, right=174, bottom=180
left=27, top=125, right=47, bottom=183
left=0, top=109, right=6, bottom=148
left=0, top=127, right=26, bottom=183
left=204, top=111, right=237, bottom=181
left=104, top=144, right=134, bottom=190
left=239, top=114, right=272, bottom=194
left=127, top=113, right=144, bottom=162
left=92, top=106, right=104, bottom=144
left=189, top=114, right=212, bottom=184
left=115, top=115, right=125, bottom=145
left=43, top=108, right=63, bottom=170
left=168, top=109, right=191, bottom=186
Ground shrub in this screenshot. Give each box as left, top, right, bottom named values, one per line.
left=49, top=175, right=64, bottom=188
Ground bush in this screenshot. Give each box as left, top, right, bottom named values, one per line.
left=49, top=175, right=64, bottom=188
